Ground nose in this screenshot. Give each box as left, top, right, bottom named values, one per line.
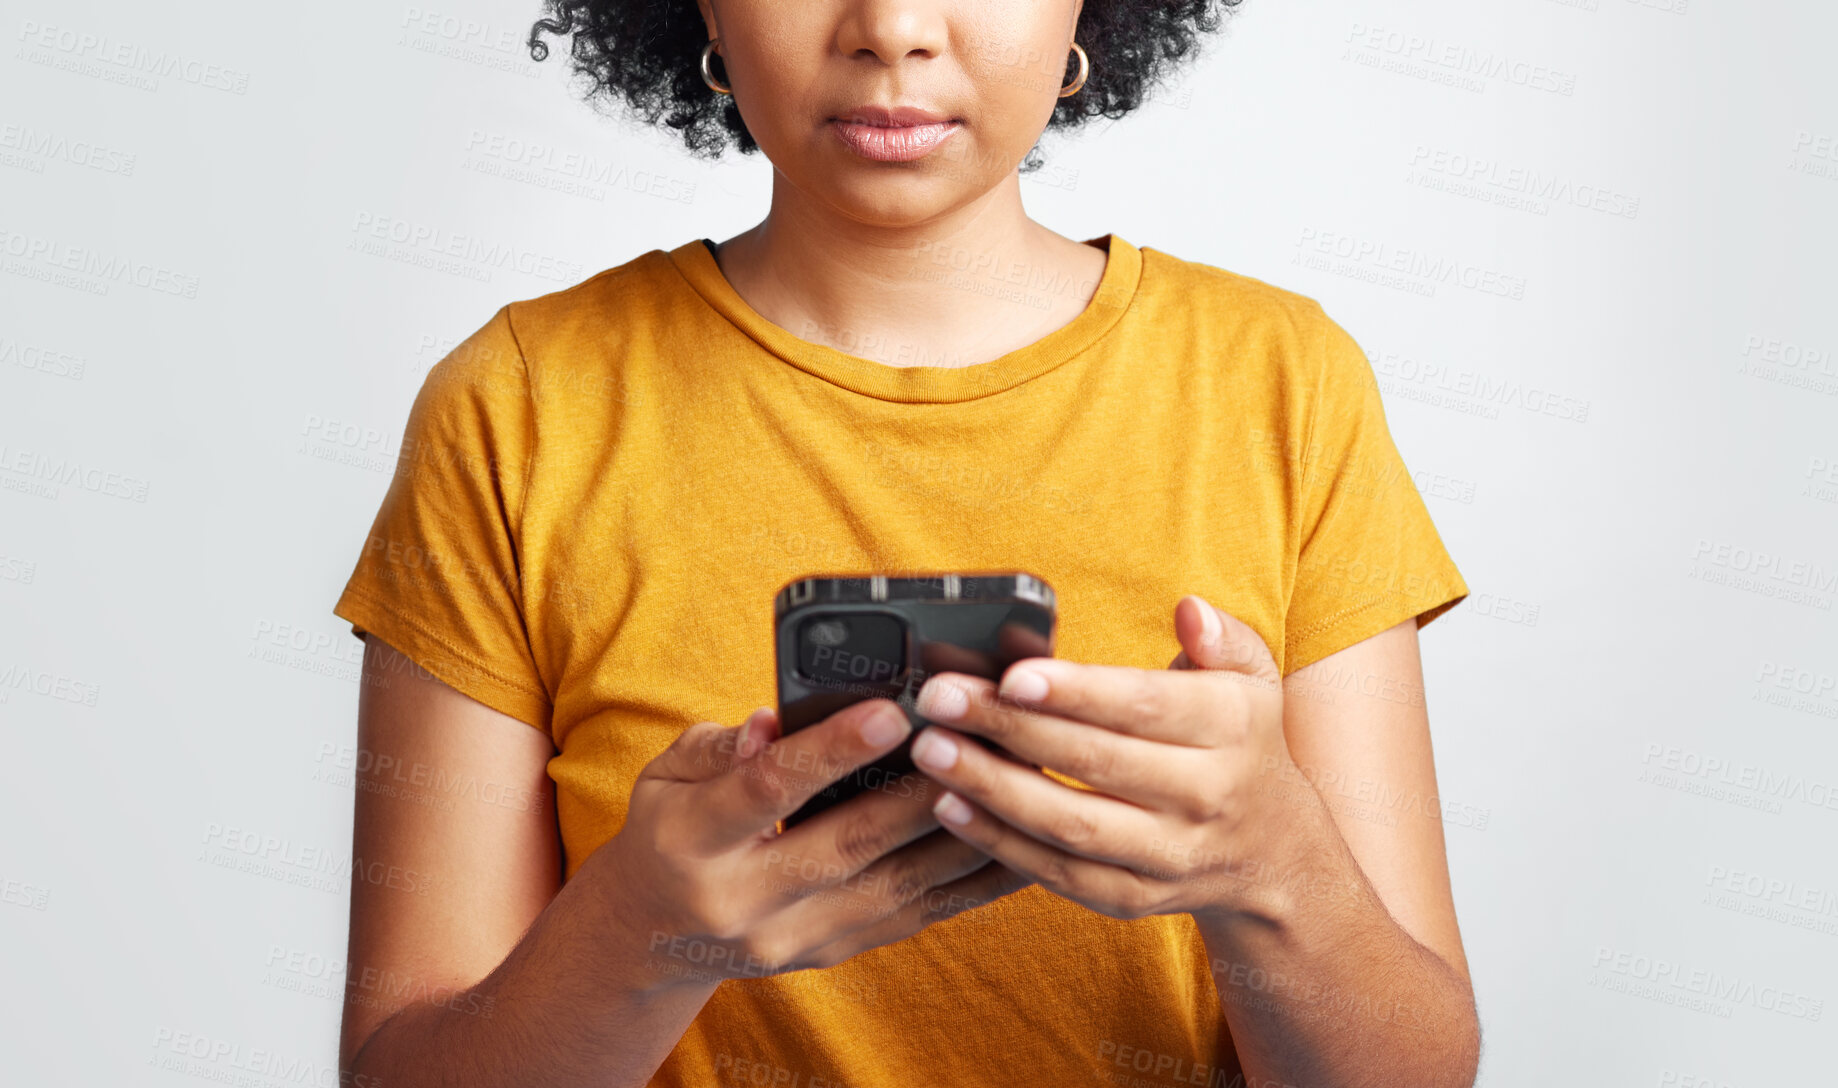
left=833, top=0, right=949, bottom=66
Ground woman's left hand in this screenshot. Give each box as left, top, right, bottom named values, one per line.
left=908, top=594, right=1301, bottom=926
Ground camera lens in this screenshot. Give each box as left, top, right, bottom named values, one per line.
left=807, top=620, right=848, bottom=647
left=797, top=612, right=906, bottom=687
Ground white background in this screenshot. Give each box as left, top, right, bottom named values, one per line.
left=3, top=1, right=1836, bottom=1084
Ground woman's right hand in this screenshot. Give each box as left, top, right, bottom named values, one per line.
left=586, top=698, right=1033, bottom=987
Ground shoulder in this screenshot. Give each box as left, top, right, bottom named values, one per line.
left=403, top=248, right=676, bottom=425
left=499, top=246, right=687, bottom=350
left=1131, top=243, right=1365, bottom=391
left=1133, top=244, right=1349, bottom=360
left=419, top=246, right=691, bottom=416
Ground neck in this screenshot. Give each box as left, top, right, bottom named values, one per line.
left=710, top=172, right=1105, bottom=369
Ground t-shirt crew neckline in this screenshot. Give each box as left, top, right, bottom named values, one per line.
left=665, top=232, right=1144, bottom=404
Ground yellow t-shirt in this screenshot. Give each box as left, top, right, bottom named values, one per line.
left=333, top=233, right=1467, bottom=1086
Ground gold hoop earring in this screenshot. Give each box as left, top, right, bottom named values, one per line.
left=1059, top=42, right=1089, bottom=98
left=701, top=39, right=732, bottom=96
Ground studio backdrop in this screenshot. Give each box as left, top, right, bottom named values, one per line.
left=2, top=1, right=1834, bottom=1085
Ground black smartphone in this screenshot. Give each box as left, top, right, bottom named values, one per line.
left=772, top=571, right=1058, bottom=829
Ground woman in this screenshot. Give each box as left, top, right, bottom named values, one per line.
left=332, top=1, right=1481, bottom=1085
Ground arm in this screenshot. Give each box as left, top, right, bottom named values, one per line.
left=1193, top=617, right=1478, bottom=1088
left=340, top=634, right=1029, bottom=1087
left=340, top=635, right=717, bottom=1088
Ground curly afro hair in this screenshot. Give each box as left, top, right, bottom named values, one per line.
left=526, top=1, right=1242, bottom=171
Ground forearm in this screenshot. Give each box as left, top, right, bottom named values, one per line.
left=1194, top=794, right=1479, bottom=1088
left=348, top=859, right=717, bottom=1088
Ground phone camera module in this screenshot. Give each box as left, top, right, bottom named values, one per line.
left=796, top=612, right=906, bottom=688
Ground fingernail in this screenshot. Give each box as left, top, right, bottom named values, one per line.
left=934, top=791, right=973, bottom=826
left=917, top=678, right=969, bottom=722
left=911, top=728, right=959, bottom=771
left=1193, top=596, right=1221, bottom=648
left=860, top=703, right=908, bottom=746
left=999, top=666, right=1049, bottom=703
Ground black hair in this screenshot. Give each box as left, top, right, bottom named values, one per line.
left=527, top=1, right=1242, bottom=170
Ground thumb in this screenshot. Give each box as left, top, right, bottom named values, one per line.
left=655, top=706, right=779, bottom=782
left=1171, top=595, right=1280, bottom=686
left=734, top=705, right=781, bottom=761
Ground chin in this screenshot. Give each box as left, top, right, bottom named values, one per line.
left=784, top=158, right=975, bottom=226
left=833, top=182, right=974, bottom=229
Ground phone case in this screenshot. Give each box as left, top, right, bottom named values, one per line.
left=772, top=572, right=1057, bottom=828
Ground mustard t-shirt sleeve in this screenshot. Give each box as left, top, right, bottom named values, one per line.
left=331, top=305, right=553, bottom=731
left=1282, top=304, right=1469, bottom=676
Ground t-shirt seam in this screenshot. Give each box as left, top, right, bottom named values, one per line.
left=1293, top=303, right=1332, bottom=544
left=1281, top=303, right=1332, bottom=637
left=1285, top=592, right=1389, bottom=652
left=659, top=240, right=1142, bottom=405
left=341, top=584, right=553, bottom=708
left=661, top=248, right=800, bottom=390
left=499, top=303, right=538, bottom=545
left=1286, top=545, right=1469, bottom=656
left=498, top=302, right=552, bottom=707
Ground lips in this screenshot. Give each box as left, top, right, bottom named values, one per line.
left=835, top=105, right=951, bottom=126
left=830, top=105, right=962, bottom=162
